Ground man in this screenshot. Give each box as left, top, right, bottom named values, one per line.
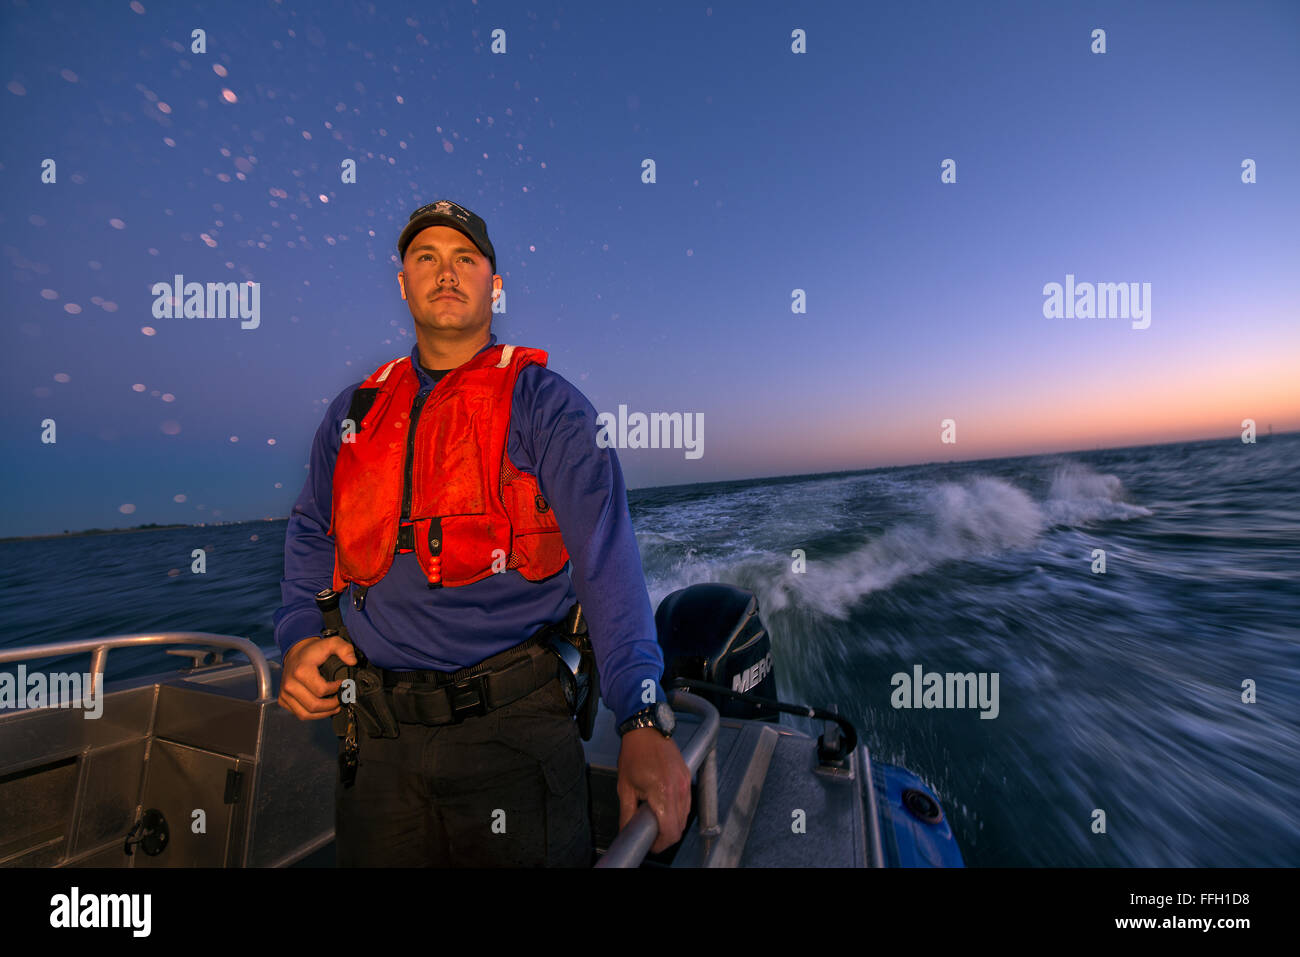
left=273, top=199, right=691, bottom=867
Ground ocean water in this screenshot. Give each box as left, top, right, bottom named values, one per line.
left=2, top=433, right=1297, bottom=866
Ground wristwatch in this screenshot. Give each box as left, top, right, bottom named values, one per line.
left=617, top=701, right=676, bottom=738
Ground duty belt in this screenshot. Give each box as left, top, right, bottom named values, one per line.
left=317, top=590, right=591, bottom=788
left=380, top=638, right=558, bottom=726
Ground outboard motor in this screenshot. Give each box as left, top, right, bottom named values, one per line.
left=655, top=583, right=777, bottom=721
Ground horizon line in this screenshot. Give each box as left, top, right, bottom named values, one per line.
left=2, top=427, right=1293, bottom=542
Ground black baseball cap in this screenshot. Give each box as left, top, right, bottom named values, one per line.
left=397, top=199, right=496, bottom=274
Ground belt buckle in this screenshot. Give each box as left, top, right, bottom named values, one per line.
left=448, top=674, right=488, bottom=721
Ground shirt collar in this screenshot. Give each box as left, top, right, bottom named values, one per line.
left=410, top=332, right=498, bottom=386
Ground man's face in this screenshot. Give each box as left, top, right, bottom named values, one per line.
left=398, top=224, right=499, bottom=338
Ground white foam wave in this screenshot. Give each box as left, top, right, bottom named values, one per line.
left=771, top=476, right=1044, bottom=619
left=639, top=463, right=1150, bottom=622
left=1044, top=461, right=1153, bottom=524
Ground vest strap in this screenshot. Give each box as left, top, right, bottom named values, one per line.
left=346, top=387, right=379, bottom=434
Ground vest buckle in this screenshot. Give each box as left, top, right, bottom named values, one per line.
left=396, top=520, right=416, bottom=554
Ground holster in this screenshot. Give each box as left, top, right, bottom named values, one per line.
left=321, top=656, right=400, bottom=739
left=540, top=603, right=600, bottom=741
left=314, top=587, right=399, bottom=752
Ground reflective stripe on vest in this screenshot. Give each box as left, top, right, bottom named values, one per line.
left=328, top=343, right=571, bottom=590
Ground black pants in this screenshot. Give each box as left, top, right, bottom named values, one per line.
left=335, top=674, right=593, bottom=867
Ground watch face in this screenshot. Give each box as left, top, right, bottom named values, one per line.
left=655, top=701, right=676, bottom=734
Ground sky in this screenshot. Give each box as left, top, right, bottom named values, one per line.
left=1, top=0, right=1297, bottom=537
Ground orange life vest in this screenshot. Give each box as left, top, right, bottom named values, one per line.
left=328, top=343, right=571, bottom=592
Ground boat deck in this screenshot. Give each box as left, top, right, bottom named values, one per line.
left=0, top=637, right=880, bottom=868
left=584, top=706, right=875, bottom=867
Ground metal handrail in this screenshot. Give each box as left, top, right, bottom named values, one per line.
left=0, top=633, right=275, bottom=703
left=594, top=689, right=720, bottom=868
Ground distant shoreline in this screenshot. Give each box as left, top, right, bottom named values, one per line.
left=0, top=521, right=281, bottom=544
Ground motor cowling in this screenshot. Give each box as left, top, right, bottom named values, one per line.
left=655, top=583, right=777, bottom=721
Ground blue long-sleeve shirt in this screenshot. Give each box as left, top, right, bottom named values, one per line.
left=273, top=332, right=667, bottom=726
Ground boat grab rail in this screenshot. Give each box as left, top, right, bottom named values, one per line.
left=0, top=633, right=275, bottom=703
left=595, top=689, right=720, bottom=868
